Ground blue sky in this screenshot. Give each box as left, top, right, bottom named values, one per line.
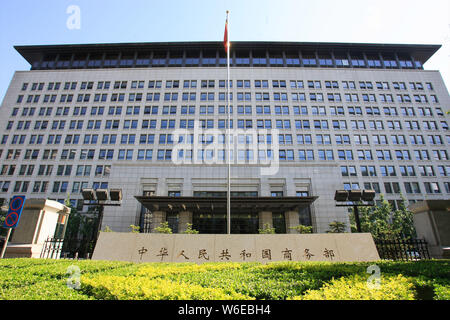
left=0, top=0, right=449, bottom=100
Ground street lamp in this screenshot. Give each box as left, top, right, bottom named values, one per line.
left=334, top=190, right=348, bottom=202
left=362, top=189, right=376, bottom=202
left=334, top=189, right=375, bottom=233
left=81, top=188, right=95, bottom=201
left=95, top=189, right=108, bottom=201
left=109, top=189, right=122, bottom=202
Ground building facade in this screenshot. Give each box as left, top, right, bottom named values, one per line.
left=0, top=41, right=449, bottom=234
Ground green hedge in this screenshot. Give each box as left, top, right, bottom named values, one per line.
left=0, top=259, right=448, bottom=300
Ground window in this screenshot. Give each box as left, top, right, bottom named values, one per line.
left=424, top=182, right=441, bottom=194
left=137, top=149, right=153, bottom=160
left=317, top=149, right=334, bottom=160
left=298, top=150, right=314, bottom=161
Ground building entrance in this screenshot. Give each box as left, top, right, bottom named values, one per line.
left=193, top=212, right=259, bottom=234
left=135, top=195, right=318, bottom=234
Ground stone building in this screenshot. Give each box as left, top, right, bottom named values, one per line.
left=0, top=41, right=448, bottom=234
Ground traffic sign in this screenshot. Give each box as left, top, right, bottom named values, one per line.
left=3, top=196, right=26, bottom=229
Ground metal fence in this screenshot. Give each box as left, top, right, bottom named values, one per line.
left=40, top=237, right=96, bottom=259
left=374, top=238, right=431, bottom=261
left=40, top=237, right=64, bottom=259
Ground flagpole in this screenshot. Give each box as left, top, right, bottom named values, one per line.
left=226, top=10, right=231, bottom=235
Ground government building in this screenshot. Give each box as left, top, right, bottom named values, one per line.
left=0, top=41, right=449, bottom=234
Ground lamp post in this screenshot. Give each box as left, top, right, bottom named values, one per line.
left=81, top=188, right=122, bottom=242
left=334, top=189, right=375, bottom=233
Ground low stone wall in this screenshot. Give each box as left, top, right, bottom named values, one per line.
left=410, top=200, right=450, bottom=259
left=92, top=232, right=380, bottom=263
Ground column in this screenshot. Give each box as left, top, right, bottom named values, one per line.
left=150, top=211, right=166, bottom=233
left=285, top=211, right=299, bottom=234
left=258, top=211, right=273, bottom=230
left=178, top=211, right=193, bottom=233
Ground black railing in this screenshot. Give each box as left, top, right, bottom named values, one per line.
left=61, top=238, right=96, bottom=259
left=374, top=238, right=431, bottom=261
left=40, top=237, right=64, bottom=259
left=40, top=237, right=96, bottom=259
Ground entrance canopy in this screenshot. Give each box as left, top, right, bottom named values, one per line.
left=135, top=196, right=318, bottom=214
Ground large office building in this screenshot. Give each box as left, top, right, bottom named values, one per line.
left=0, top=41, right=449, bottom=234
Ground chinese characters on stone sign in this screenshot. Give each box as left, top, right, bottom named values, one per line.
left=198, top=249, right=210, bottom=260
left=304, top=249, right=314, bottom=260
left=157, top=247, right=169, bottom=261
left=177, top=250, right=190, bottom=260
left=323, top=248, right=335, bottom=260
left=136, top=247, right=336, bottom=261
left=240, top=250, right=252, bottom=260
left=219, top=249, right=231, bottom=260
left=138, top=247, right=148, bottom=261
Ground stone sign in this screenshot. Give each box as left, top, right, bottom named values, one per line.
left=92, top=232, right=380, bottom=263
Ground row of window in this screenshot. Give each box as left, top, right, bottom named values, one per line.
left=3, top=130, right=450, bottom=147
left=1, top=178, right=448, bottom=196
left=340, top=164, right=450, bottom=177
left=33, top=50, right=423, bottom=70
left=2, top=162, right=442, bottom=178
left=0, top=180, right=108, bottom=194
left=0, top=164, right=110, bottom=177
left=17, top=91, right=441, bottom=104
left=2, top=146, right=449, bottom=163
left=21, top=80, right=436, bottom=92
left=11, top=105, right=446, bottom=118
left=343, top=181, right=450, bottom=195
left=5, top=117, right=448, bottom=134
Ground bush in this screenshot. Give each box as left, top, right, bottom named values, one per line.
left=327, top=221, right=347, bottom=233
left=153, top=222, right=172, bottom=234
left=293, top=274, right=415, bottom=300
left=258, top=223, right=276, bottom=234
left=289, top=225, right=313, bottom=234
left=182, top=223, right=199, bottom=234
left=82, top=275, right=251, bottom=300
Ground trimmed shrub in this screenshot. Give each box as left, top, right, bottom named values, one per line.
left=293, top=274, right=415, bottom=300
left=81, top=275, right=251, bottom=300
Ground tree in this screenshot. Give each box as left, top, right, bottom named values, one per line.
left=290, top=224, right=313, bottom=234
left=350, top=195, right=393, bottom=238
left=327, top=221, right=347, bottom=233
left=391, top=196, right=417, bottom=240
left=349, top=194, right=417, bottom=240
left=258, top=223, right=276, bottom=234
left=153, top=221, right=172, bottom=234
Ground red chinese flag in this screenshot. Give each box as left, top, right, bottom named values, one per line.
left=224, top=17, right=228, bottom=53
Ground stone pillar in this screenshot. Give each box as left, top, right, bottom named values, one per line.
left=178, top=211, right=193, bottom=233
left=150, top=211, right=166, bottom=233
left=285, top=211, right=299, bottom=234
left=6, top=199, right=71, bottom=258
left=409, top=200, right=450, bottom=259
left=259, top=211, right=273, bottom=230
